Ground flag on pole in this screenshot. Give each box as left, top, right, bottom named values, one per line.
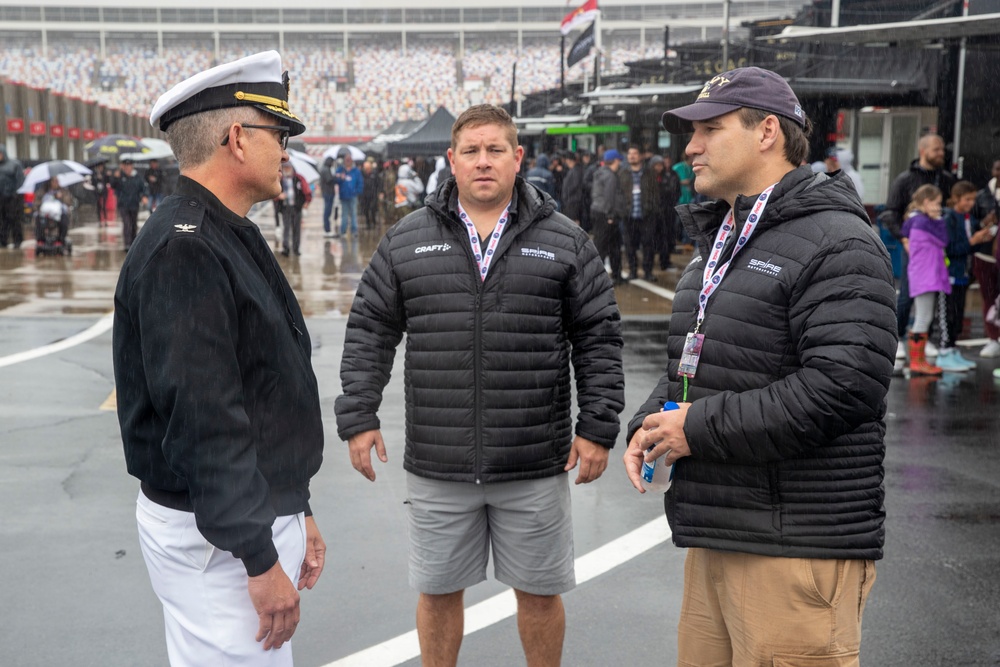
left=566, top=23, right=596, bottom=68
left=560, top=0, right=599, bottom=36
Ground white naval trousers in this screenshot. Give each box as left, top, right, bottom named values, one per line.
left=136, top=491, right=307, bottom=666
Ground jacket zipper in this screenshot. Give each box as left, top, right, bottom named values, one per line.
left=473, top=287, right=483, bottom=484
left=451, top=214, right=487, bottom=484
left=448, top=206, right=517, bottom=485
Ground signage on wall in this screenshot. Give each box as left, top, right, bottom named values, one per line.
left=30, top=122, right=47, bottom=136
left=6, top=118, right=24, bottom=133
left=51, top=125, right=64, bottom=138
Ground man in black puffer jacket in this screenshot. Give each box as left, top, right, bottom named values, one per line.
left=336, top=104, right=624, bottom=667
left=623, top=68, right=897, bottom=665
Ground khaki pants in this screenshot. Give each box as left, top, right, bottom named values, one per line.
left=678, top=548, right=876, bottom=667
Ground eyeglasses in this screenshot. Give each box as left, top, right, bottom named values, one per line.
left=220, top=123, right=290, bottom=150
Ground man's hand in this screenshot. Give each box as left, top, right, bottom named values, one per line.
left=564, top=436, right=609, bottom=484
left=624, top=403, right=692, bottom=493
left=298, top=516, right=325, bottom=591
left=248, top=563, right=300, bottom=651
left=623, top=430, right=649, bottom=492
left=348, top=429, right=388, bottom=481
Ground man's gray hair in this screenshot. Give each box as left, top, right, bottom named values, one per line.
left=166, top=107, right=261, bottom=170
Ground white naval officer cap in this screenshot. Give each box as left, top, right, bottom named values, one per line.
left=149, top=50, right=305, bottom=136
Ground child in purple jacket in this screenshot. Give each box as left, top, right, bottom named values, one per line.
left=902, top=184, right=948, bottom=375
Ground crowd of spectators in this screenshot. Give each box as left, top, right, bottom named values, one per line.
left=0, top=36, right=663, bottom=136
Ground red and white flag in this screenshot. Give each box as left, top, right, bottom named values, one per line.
left=560, top=0, right=599, bottom=36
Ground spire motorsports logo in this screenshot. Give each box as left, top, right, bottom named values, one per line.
left=747, top=258, right=783, bottom=276
left=521, top=247, right=556, bottom=261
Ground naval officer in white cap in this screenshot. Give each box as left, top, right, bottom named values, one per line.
left=112, top=51, right=326, bottom=665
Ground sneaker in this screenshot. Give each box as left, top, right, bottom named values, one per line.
left=935, top=349, right=973, bottom=372
left=925, top=340, right=938, bottom=357
left=980, top=340, right=1000, bottom=358
left=947, top=348, right=976, bottom=370
left=895, top=340, right=907, bottom=360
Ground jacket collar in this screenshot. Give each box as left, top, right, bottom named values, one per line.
left=176, top=175, right=255, bottom=227
left=679, top=165, right=850, bottom=250
left=428, top=175, right=555, bottom=229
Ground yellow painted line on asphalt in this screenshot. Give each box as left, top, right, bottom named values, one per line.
left=100, top=389, right=117, bottom=411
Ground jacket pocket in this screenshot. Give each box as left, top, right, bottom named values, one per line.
left=773, top=651, right=859, bottom=667
left=769, top=463, right=781, bottom=532
left=248, top=369, right=281, bottom=443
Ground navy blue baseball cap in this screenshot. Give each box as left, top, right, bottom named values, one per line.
left=661, top=67, right=806, bottom=134
left=603, top=149, right=623, bottom=162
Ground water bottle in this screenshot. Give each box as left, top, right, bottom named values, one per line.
left=640, top=401, right=680, bottom=493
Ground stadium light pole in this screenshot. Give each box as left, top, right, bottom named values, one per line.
left=594, top=11, right=602, bottom=88
left=561, top=35, right=566, bottom=100
left=722, top=0, right=731, bottom=69
left=663, top=25, right=670, bottom=83
left=952, top=0, right=968, bottom=177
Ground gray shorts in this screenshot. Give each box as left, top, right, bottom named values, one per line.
left=405, top=472, right=575, bottom=596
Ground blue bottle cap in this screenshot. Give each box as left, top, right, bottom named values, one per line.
left=663, top=401, right=680, bottom=411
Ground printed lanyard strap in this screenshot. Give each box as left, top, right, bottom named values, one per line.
left=695, top=184, right=777, bottom=331
left=458, top=199, right=511, bottom=282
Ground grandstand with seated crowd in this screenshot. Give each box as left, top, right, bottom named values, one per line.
left=0, top=0, right=807, bottom=142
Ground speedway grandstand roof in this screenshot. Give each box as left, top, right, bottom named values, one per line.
left=1, top=0, right=809, bottom=39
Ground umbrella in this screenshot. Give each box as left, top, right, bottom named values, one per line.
left=17, top=160, right=92, bottom=195
left=322, top=144, right=365, bottom=162
left=121, top=137, right=174, bottom=162
left=288, top=155, right=320, bottom=184
left=288, top=148, right=318, bottom=166
left=84, top=134, right=153, bottom=159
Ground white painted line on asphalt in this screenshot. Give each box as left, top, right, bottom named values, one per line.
left=322, top=516, right=672, bottom=667
left=0, top=312, right=114, bottom=369
left=956, top=338, right=989, bottom=347
left=628, top=279, right=676, bottom=301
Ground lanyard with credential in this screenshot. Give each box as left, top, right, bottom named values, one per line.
left=457, top=199, right=511, bottom=282
left=678, top=184, right=777, bottom=396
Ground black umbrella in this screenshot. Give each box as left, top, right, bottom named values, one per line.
left=84, top=155, right=109, bottom=168
left=84, top=134, right=153, bottom=160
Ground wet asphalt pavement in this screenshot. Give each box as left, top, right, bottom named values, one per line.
left=1, top=205, right=999, bottom=666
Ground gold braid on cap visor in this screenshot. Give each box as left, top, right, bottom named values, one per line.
left=235, top=91, right=288, bottom=109
left=234, top=91, right=302, bottom=122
